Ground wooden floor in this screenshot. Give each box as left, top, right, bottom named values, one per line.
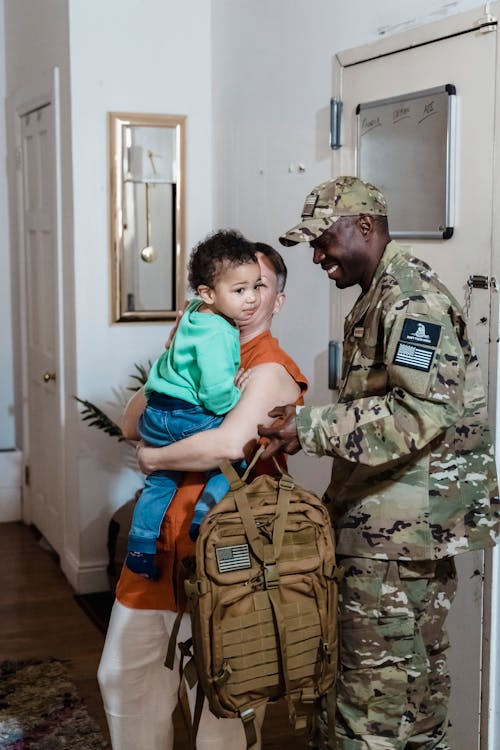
left=0, top=522, right=308, bottom=750
left=0, top=522, right=111, bottom=742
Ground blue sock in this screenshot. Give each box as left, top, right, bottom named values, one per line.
left=125, top=551, right=160, bottom=580
left=189, top=492, right=217, bottom=541
left=189, top=461, right=246, bottom=542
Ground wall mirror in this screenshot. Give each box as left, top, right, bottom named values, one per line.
left=109, top=112, right=186, bottom=322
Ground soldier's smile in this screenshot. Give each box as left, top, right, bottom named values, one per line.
left=323, top=262, right=340, bottom=280
left=310, top=217, right=379, bottom=292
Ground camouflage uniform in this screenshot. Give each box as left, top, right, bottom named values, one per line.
left=280, top=181, right=499, bottom=750
left=297, top=240, right=499, bottom=562
left=296, top=239, right=499, bottom=748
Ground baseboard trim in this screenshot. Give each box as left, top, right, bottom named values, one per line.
left=61, top=548, right=110, bottom=594
left=0, top=449, right=23, bottom=522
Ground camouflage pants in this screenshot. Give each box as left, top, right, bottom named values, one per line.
left=309, top=556, right=457, bottom=750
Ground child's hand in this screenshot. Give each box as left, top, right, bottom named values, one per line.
left=165, top=300, right=188, bottom=349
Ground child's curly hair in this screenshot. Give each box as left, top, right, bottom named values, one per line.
left=188, top=229, right=258, bottom=292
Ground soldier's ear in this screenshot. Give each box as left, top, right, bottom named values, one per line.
left=358, top=214, right=373, bottom=239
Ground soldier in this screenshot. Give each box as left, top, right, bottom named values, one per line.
left=258, top=176, right=500, bottom=749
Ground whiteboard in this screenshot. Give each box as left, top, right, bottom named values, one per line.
left=356, top=84, right=456, bottom=239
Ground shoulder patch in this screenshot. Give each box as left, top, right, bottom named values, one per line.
left=392, top=317, right=442, bottom=372
left=400, top=318, right=441, bottom=347
left=393, top=342, right=435, bottom=372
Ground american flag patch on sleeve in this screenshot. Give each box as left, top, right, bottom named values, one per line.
left=216, top=544, right=251, bottom=573
left=393, top=341, right=435, bottom=372
left=392, top=317, right=441, bottom=372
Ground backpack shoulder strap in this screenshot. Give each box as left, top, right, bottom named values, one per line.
left=164, top=610, right=184, bottom=670
left=220, top=445, right=296, bottom=564
left=219, top=443, right=266, bottom=489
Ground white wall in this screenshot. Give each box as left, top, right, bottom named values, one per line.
left=67, top=0, right=213, bottom=583
left=211, top=0, right=483, bottom=495
left=2, top=0, right=485, bottom=585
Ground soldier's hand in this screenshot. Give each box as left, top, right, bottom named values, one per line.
left=258, top=404, right=301, bottom=458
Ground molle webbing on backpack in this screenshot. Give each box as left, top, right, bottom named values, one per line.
left=180, top=448, right=340, bottom=747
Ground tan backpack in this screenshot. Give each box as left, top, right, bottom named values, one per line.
left=182, top=449, right=342, bottom=747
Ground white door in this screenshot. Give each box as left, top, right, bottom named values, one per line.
left=333, top=14, right=497, bottom=750
left=22, top=104, right=63, bottom=555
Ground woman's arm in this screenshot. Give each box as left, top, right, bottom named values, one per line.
left=121, top=388, right=147, bottom=441
left=137, top=363, right=300, bottom=474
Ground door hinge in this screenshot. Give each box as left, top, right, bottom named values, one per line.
left=475, top=10, right=497, bottom=34
left=464, top=275, right=497, bottom=318
left=330, top=97, right=343, bottom=150
left=467, top=275, right=498, bottom=290
left=25, top=465, right=30, bottom=487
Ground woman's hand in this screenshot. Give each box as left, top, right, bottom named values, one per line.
left=165, top=300, right=189, bottom=349
left=234, top=367, right=255, bottom=393
left=136, top=440, right=157, bottom=474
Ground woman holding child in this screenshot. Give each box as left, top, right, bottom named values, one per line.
left=98, top=231, right=307, bottom=750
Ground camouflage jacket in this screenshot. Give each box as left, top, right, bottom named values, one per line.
left=297, top=241, right=499, bottom=560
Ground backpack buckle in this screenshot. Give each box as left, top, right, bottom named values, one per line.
left=278, top=476, right=295, bottom=491
left=240, top=707, right=256, bottom=724
left=212, top=660, right=232, bottom=685
left=264, top=562, right=280, bottom=588
left=184, top=579, right=205, bottom=598
left=300, top=687, right=317, bottom=703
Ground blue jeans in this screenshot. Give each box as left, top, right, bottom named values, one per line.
left=128, top=392, right=232, bottom=554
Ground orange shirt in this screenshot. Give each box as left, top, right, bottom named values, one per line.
left=116, top=331, right=307, bottom=611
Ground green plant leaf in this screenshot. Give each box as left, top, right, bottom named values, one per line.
left=127, top=360, right=152, bottom=391
left=75, top=360, right=152, bottom=445
left=75, top=397, right=125, bottom=441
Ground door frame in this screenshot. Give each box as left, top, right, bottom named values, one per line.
left=331, top=4, right=500, bottom=747
left=6, top=67, right=66, bottom=551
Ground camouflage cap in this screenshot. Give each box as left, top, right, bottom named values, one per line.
left=279, top=176, right=388, bottom=247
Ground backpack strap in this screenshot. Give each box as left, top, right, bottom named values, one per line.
left=234, top=488, right=265, bottom=561
left=219, top=448, right=267, bottom=561
left=237, top=471, right=294, bottom=567
left=177, top=658, right=204, bottom=750
left=224, top=447, right=296, bottom=566
left=267, top=587, right=292, bottom=695
left=177, top=635, right=204, bottom=750
left=219, top=443, right=267, bottom=489
left=271, top=472, right=294, bottom=559
left=164, top=610, right=184, bottom=670
left=164, top=612, right=203, bottom=750
left=177, top=679, right=195, bottom=750
left=240, top=706, right=258, bottom=749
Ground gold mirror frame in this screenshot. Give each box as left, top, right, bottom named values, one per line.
left=109, top=112, right=186, bottom=322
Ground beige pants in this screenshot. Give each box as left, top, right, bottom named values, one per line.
left=98, top=600, right=265, bottom=750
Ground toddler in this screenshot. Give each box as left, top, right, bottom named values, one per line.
left=125, top=230, right=261, bottom=579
